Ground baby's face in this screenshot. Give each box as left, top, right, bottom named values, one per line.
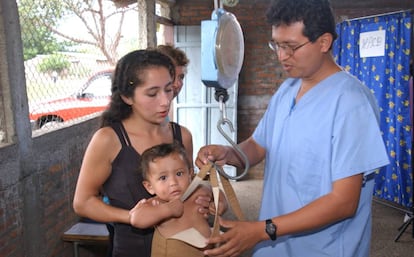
left=143, top=153, right=191, bottom=202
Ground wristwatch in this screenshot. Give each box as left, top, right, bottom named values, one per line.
left=265, top=219, right=277, bottom=241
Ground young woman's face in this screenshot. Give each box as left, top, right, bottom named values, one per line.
left=142, top=153, right=191, bottom=202
left=128, top=66, right=174, bottom=123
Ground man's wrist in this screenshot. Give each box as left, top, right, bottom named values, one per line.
left=227, top=146, right=244, bottom=168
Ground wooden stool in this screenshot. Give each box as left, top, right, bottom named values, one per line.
left=62, top=222, right=109, bottom=257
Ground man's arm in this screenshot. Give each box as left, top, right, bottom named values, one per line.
left=273, top=173, right=363, bottom=236
left=203, top=174, right=364, bottom=257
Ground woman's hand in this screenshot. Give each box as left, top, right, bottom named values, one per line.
left=211, top=190, right=228, bottom=216
left=195, top=188, right=213, bottom=218
left=165, top=199, right=184, bottom=218
left=194, top=182, right=228, bottom=218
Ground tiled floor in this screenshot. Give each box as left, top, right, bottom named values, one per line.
left=371, top=198, right=414, bottom=257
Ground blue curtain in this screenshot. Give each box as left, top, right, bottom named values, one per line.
left=333, top=11, right=413, bottom=208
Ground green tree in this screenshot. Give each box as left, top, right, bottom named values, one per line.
left=18, top=0, right=137, bottom=65
left=18, top=0, right=66, bottom=60
left=37, top=54, right=71, bottom=74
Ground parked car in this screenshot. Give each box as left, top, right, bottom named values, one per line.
left=30, top=70, right=113, bottom=130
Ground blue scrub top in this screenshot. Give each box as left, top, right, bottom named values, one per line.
left=252, top=71, right=389, bottom=257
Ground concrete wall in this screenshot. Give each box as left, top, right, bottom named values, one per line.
left=1, top=122, right=100, bottom=257
left=0, top=0, right=413, bottom=256
left=0, top=1, right=106, bottom=256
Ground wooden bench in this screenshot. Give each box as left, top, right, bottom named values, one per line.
left=62, top=222, right=110, bottom=257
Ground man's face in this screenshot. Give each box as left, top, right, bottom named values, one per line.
left=271, top=22, right=322, bottom=79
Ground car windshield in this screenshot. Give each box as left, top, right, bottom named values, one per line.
left=80, top=73, right=112, bottom=97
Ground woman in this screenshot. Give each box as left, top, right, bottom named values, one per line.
left=73, top=50, right=210, bottom=256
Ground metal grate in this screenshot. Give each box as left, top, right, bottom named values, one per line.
left=17, top=0, right=139, bottom=132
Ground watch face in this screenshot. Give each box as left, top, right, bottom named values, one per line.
left=265, top=220, right=277, bottom=240
left=266, top=223, right=276, bottom=234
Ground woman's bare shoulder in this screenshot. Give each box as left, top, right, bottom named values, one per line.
left=90, top=126, right=118, bottom=145
left=86, top=126, right=121, bottom=160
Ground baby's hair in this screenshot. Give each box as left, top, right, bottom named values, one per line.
left=140, top=142, right=191, bottom=180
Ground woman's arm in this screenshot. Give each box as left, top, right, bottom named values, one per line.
left=129, top=198, right=184, bottom=228
left=73, top=127, right=130, bottom=224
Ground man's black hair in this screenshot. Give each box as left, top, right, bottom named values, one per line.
left=266, top=0, right=338, bottom=42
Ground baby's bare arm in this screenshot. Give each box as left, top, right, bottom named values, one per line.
left=129, top=197, right=184, bottom=228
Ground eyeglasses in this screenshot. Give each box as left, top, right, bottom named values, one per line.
left=268, top=40, right=311, bottom=57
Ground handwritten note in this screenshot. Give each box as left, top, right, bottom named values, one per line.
left=359, top=30, right=386, bottom=58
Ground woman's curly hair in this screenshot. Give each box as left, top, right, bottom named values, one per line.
left=100, top=50, right=175, bottom=127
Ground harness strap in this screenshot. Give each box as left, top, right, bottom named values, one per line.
left=180, top=163, right=212, bottom=202
left=217, top=169, right=245, bottom=221
left=180, top=162, right=245, bottom=238
left=209, top=168, right=221, bottom=237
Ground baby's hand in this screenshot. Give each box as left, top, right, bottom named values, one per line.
left=166, top=199, right=184, bottom=218
left=147, top=197, right=161, bottom=206
left=130, top=198, right=148, bottom=213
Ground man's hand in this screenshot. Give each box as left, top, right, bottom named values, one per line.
left=195, top=145, right=230, bottom=168
left=204, top=218, right=262, bottom=257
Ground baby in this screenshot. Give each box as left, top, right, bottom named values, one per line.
left=129, top=142, right=216, bottom=257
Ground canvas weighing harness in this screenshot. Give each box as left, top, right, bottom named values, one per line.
left=155, top=161, right=245, bottom=251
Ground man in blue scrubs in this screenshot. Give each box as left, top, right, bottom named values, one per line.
left=195, top=0, right=390, bottom=256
